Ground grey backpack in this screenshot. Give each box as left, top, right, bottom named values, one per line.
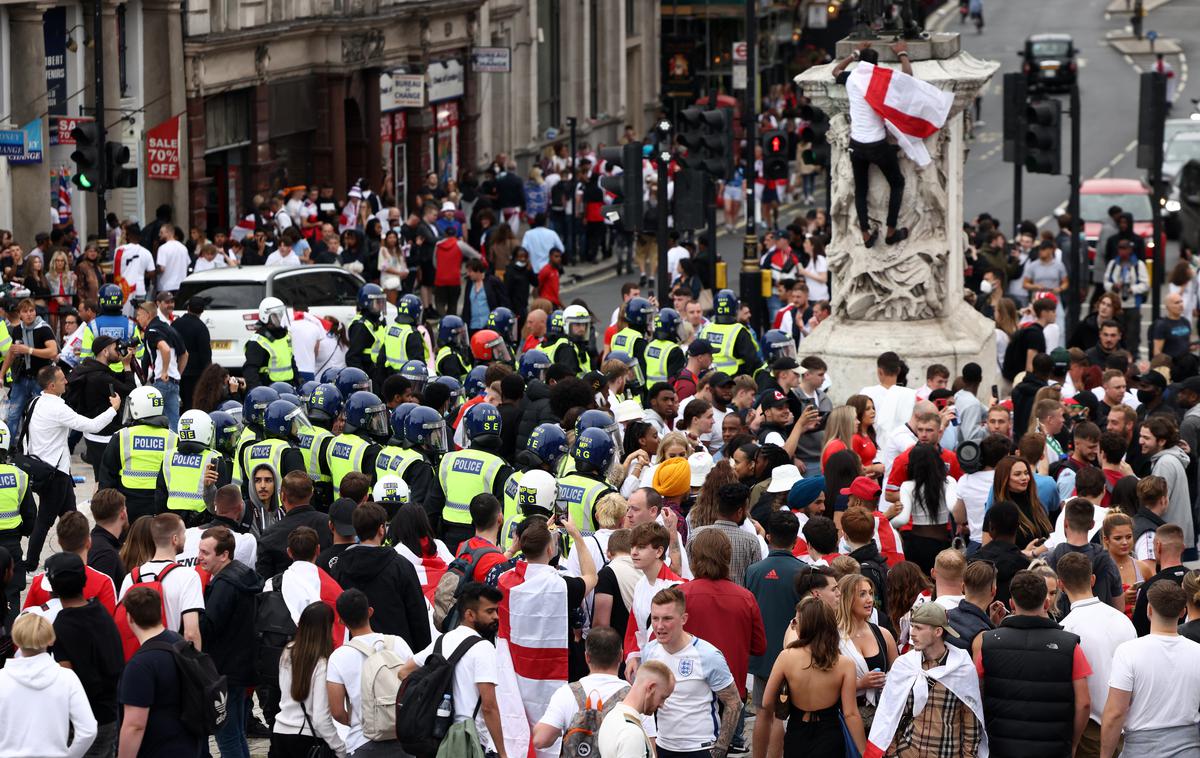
left=560, top=683, right=630, bottom=758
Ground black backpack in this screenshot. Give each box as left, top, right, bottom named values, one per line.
left=254, top=573, right=296, bottom=688
left=395, top=634, right=486, bottom=757
left=142, top=637, right=228, bottom=736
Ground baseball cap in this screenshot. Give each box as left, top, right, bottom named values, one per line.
left=1182, top=376, right=1200, bottom=394
left=91, top=335, right=116, bottom=355
left=187, top=295, right=212, bottom=313
left=688, top=339, right=713, bottom=357
left=155, top=290, right=175, bottom=303
left=840, top=476, right=881, bottom=500
left=1049, top=347, right=1071, bottom=370
left=771, top=357, right=800, bottom=373
left=441, top=201, right=457, bottom=213
left=45, top=553, right=87, bottom=597
left=582, top=370, right=608, bottom=394
left=328, top=498, right=358, bottom=538
left=910, top=601, right=961, bottom=638
left=707, top=371, right=734, bottom=388
left=1137, top=371, right=1167, bottom=391
left=758, top=390, right=789, bottom=410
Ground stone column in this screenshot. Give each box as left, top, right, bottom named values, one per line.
left=8, top=4, right=52, bottom=244
left=328, top=75, right=348, bottom=195
left=142, top=0, right=188, bottom=218
left=795, top=35, right=999, bottom=402
left=364, top=70, right=382, bottom=192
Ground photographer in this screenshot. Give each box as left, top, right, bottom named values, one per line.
left=64, top=336, right=136, bottom=481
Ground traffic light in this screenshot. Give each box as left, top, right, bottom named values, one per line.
left=1024, top=98, right=1061, bottom=175
left=762, top=130, right=789, bottom=181
left=70, top=122, right=102, bottom=191
left=673, top=168, right=705, bottom=231
left=799, top=106, right=831, bottom=169
left=700, top=109, right=734, bottom=180
left=105, top=141, right=138, bottom=189
left=1137, top=70, right=1167, bottom=170
left=598, top=142, right=644, bottom=232
left=677, top=107, right=706, bottom=170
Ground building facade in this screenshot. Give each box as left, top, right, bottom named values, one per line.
left=0, top=0, right=186, bottom=245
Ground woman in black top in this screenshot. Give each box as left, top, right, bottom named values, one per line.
left=835, top=572, right=897, bottom=731
left=992, top=455, right=1052, bottom=554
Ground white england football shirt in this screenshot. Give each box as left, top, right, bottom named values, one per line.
left=640, top=635, right=734, bottom=752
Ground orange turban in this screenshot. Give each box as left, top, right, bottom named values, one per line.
left=652, top=456, right=692, bottom=499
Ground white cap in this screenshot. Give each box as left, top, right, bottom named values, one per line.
left=767, top=464, right=804, bottom=493
left=688, top=450, right=715, bottom=487
left=441, top=201, right=457, bottom=213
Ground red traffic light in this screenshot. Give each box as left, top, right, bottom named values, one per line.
left=771, top=136, right=782, bottom=152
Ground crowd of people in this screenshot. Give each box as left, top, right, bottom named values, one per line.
left=3, top=70, right=1200, bottom=758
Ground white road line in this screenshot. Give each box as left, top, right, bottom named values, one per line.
left=1096, top=166, right=1112, bottom=177
left=1036, top=215, right=1051, bottom=228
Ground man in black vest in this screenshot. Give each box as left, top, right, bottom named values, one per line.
left=1132, top=475, right=1169, bottom=563
left=974, top=570, right=1091, bottom=758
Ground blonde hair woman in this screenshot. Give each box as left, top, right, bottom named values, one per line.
left=820, top=406, right=857, bottom=470
left=0, top=614, right=97, bottom=756
left=636, top=432, right=693, bottom=489
left=47, top=250, right=75, bottom=330
left=835, top=573, right=897, bottom=729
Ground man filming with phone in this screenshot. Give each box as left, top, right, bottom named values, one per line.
left=60, top=336, right=137, bottom=480
left=795, top=356, right=832, bottom=474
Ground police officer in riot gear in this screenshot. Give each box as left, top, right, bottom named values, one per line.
left=403, top=405, right=448, bottom=530
left=556, top=427, right=617, bottom=533
left=325, top=391, right=388, bottom=487
left=380, top=294, right=428, bottom=379
left=347, top=283, right=387, bottom=375
left=230, top=385, right=279, bottom=490
left=429, top=402, right=512, bottom=550
left=500, top=423, right=569, bottom=548
left=244, top=297, right=298, bottom=390
left=297, top=383, right=341, bottom=510
left=435, top=315, right=471, bottom=381
left=156, top=409, right=227, bottom=527
left=645, top=308, right=687, bottom=386
left=610, top=296, right=654, bottom=386
left=99, top=385, right=179, bottom=522
left=697, top=290, right=762, bottom=377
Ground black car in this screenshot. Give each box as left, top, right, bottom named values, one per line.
left=1021, top=34, right=1077, bottom=93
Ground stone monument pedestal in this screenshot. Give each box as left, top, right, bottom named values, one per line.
left=795, top=36, right=999, bottom=403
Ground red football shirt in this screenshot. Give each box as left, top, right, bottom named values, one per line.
left=24, top=565, right=117, bottom=615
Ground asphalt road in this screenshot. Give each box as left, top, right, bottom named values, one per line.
left=567, top=0, right=1196, bottom=321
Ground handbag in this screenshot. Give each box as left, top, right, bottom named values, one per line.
left=298, top=701, right=336, bottom=758
left=12, top=398, right=58, bottom=488
left=838, top=708, right=862, bottom=758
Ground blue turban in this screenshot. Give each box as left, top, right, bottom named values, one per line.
left=787, top=476, right=826, bottom=511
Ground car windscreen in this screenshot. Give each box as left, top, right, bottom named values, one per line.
left=177, top=280, right=265, bottom=310
left=1081, top=192, right=1154, bottom=222
left=1166, top=137, right=1200, bottom=164
left=1030, top=41, right=1070, bottom=57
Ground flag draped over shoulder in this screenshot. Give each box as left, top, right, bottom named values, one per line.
left=846, top=61, right=954, bottom=166
left=495, top=561, right=570, bottom=758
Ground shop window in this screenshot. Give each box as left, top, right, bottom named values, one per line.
left=117, top=5, right=128, bottom=97
left=537, top=0, right=561, bottom=132
left=205, top=90, right=252, bottom=153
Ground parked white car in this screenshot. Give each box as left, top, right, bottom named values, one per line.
left=176, top=265, right=395, bottom=370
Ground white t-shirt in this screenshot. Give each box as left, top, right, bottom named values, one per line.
left=933, top=595, right=963, bottom=611
left=1109, top=633, right=1200, bottom=731
left=326, top=632, right=414, bottom=753
left=1045, top=503, right=1109, bottom=550
left=118, top=243, right=153, bottom=298
left=289, top=314, right=327, bottom=375
left=1061, top=597, right=1136, bottom=724
left=191, top=255, right=228, bottom=272
left=118, top=559, right=205, bottom=632
left=955, top=469, right=994, bottom=543
left=844, top=66, right=888, bottom=143
left=1134, top=530, right=1157, bottom=562
left=901, top=477, right=957, bottom=527
left=597, top=702, right=655, bottom=758
left=859, top=384, right=917, bottom=443
left=537, top=673, right=656, bottom=737
left=412, top=627, right=499, bottom=751
left=667, top=246, right=690, bottom=284
left=265, top=250, right=303, bottom=267
left=803, top=255, right=829, bottom=302
left=641, top=635, right=734, bottom=752
left=178, top=526, right=258, bottom=570
left=156, top=239, right=191, bottom=293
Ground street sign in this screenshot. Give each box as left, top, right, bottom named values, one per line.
left=0, top=129, right=24, bottom=158
left=380, top=71, right=425, bottom=111
left=732, top=41, right=748, bottom=63
left=471, top=47, right=511, bottom=73
left=55, top=117, right=93, bottom=146
left=733, top=65, right=747, bottom=90
left=1147, top=30, right=1158, bottom=41
left=147, top=115, right=181, bottom=181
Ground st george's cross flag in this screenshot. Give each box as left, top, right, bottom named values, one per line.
left=494, top=561, right=570, bottom=758
left=846, top=61, right=954, bottom=166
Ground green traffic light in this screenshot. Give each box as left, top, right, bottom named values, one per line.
left=77, top=174, right=92, bottom=188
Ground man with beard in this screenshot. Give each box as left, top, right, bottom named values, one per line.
left=402, top=582, right=508, bottom=758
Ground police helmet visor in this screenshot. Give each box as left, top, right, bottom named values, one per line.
left=526, top=362, right=548, bottom=384
left=771, top=341, right=797, bottom=361
left=264, top=305, right=288, bottom=328
left=286, top=406, right=314, bottom=439
left=488, top=337, right=513, bottom=363
left=422, top=419, right=449, bottom=454
left=366, top=293, right=387, bottom=316
left=215, top=425, right=240, bottom=456
left=501, top=319, right=518, bottom=344
left=363, top=404, right=390, bottom=438
left=400, top=368, right=428, bottom=395
left=451, top=327, right=469, bottom=351
left=567, top=318, right=592, bottom=342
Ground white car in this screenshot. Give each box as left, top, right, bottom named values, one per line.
left=176, top=265, right=396, bottom=371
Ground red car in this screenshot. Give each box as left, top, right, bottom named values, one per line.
left=1079, top=178, right=1162, bottom=256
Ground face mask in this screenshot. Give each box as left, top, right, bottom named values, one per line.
left=515, top=260, right=527, bottom=268
left=1137, top=389, right=1157, bottom=403
left=979, top=279, right=993, bottom=295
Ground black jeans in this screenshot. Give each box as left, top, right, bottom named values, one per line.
left=0, top=531, right=25, bottom=628
left=849, top=138, right=906, bottom=232
left=26, top=470, right=76, bottom=571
